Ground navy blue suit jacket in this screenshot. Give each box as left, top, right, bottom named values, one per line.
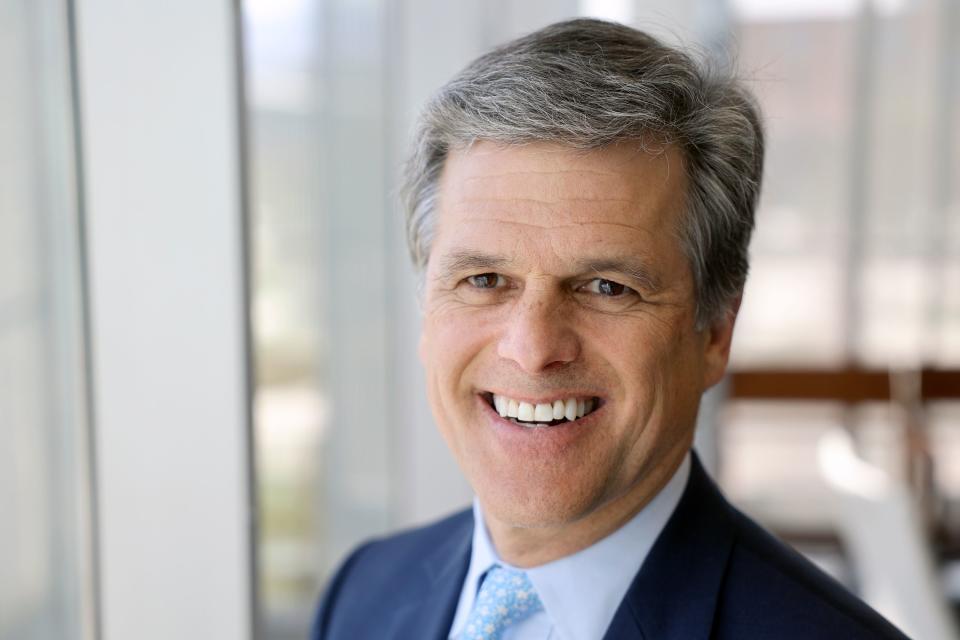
left=312, top=454, right=910, bottom=639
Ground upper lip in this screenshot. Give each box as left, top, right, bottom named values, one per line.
left=481, top=390, right=603, bottom=403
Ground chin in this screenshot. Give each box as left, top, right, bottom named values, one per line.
left=475, top=471, right=606, bottom=530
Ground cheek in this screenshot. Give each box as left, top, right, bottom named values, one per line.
left=607, top=323, right=701, bottom=417
left=651, top=335, right=708, bottom=430
left=422, top=310, right=493, bottom=393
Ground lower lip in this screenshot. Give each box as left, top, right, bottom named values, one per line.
left=477, top=395, right=601, bottom=450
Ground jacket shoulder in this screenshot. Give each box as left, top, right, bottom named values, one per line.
left=715, top=508, right=910, bottom=640
left=311, top=509, right=472, bottom=639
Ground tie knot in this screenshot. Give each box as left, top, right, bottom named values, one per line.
left=462, top=566, right=543, bottom=640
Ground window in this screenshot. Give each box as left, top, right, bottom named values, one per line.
left=0, top=1, right=95, bottom=638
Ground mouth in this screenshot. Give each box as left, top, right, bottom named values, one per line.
left=481, top=392, right=601, bottom=428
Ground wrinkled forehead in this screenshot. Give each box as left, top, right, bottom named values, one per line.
left=436, top=140, right=688, bottom=233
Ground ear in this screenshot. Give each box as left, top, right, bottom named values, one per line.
left=701, top=295, right=741, bottom=389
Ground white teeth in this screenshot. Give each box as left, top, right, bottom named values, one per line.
left=495, top=395, right=508, bottom=417
left=552, top=400, right=565, bottom=420
left=534, top=403, right=553, bottom=422
left=491, top=393, right=597, bottom=424
left=517, top=402, right=534, bottom=422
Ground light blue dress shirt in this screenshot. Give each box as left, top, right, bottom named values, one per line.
left=448, top=452, right=692, bottom=640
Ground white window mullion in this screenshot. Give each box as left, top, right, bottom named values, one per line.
left=74, top=2, right=253, bottom=639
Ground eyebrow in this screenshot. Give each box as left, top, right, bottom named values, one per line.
left=576, top=258, right=664, bottom=293
left=434, top=251, right=512, bottom=280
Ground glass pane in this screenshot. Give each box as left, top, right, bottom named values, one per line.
left=730, top=15, right=856, bottom=366
left=0, top=1, right=94, bottom=639
left=245, top=0, right=396, bottom=637
left=857, top=1, right=952, bottom=367
left=244, top=1, right=327, bottom=637
left=930, top=402, right=960, bottom=500
left=240, top=1, right=960, bottom=635
left=728, top=0, right=959, bottom=367
left=719, top=401, right=844, bottom=532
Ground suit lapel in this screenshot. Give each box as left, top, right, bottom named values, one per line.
left=603, top=453, right=737, bottom=640
left=383, top=454, right=736, bottom=640
left=389, top=510, right=473, bottom=640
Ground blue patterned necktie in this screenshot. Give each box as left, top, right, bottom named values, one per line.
left=461, top=565, right=544, bottom=640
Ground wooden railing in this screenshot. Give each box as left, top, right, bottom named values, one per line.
left=728, top=368, right=960, bottom=401
left=725, top=367, right=960, bottom=560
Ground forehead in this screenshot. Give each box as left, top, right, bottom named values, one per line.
left=433, top=141, right=688, bottom=261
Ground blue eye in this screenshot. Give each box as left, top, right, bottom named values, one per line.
left=586, top=278, right=632, bottom=297
left=467, top=273, right=504, bottom=289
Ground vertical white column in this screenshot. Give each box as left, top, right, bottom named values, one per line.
left=74, top=2, right=252, bottom=639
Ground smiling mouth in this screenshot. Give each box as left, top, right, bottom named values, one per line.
left=483, top=392, right=600, bottom=428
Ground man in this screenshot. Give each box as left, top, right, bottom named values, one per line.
left=313, top=18, right=909, bottom=640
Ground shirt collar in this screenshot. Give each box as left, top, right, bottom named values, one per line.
left=449, top=452, right=692, bottom=640
left=447, top=499, right=502, bottom=637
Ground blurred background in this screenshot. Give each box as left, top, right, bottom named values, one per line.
left=2, top=0, right=958, bottom=639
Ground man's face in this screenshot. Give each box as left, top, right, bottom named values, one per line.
left=419, top=141, right=735, bottom=533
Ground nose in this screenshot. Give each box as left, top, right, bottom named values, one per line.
left=497, top=286, right=581, bottom=373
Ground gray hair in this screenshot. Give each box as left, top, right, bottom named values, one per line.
left=402, top=18, right=764, bottom=328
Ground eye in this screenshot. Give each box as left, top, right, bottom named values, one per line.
left=583, top=278, right=634, bottom=297
left=466, top=273, right=505, bottom=289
